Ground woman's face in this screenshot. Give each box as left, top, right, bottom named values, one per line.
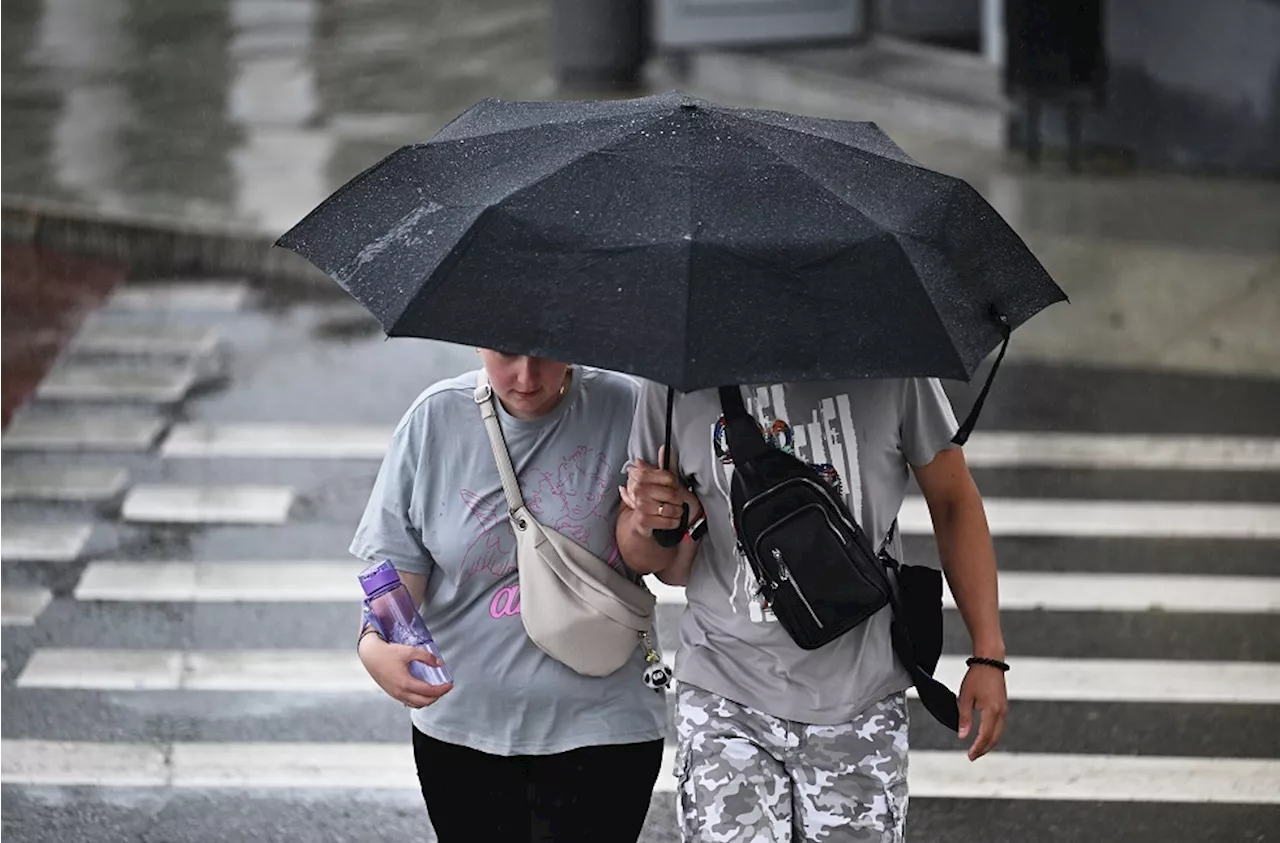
left=478, top=350, right=571, bottom=420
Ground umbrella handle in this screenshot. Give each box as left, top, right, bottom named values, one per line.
left=652, top=504, right=689, bottom=548
left=653, top=386, right=690, bottom=547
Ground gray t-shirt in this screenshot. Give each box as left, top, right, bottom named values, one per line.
left=352, top=367, right=667, bottom=755
left=628, top=378, right=958, bottom=725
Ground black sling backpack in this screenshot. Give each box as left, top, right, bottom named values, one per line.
left=718, top=385, right=960, bottom=732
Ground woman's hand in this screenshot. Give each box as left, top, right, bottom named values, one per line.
left=359, top=634, right=454, bottom=709
left=623, top=447, right=701, bottom=536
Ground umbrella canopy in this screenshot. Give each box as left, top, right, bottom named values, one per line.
left=278, top=91, right=1066, bottom=393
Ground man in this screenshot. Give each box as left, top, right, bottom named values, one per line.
left=618, top=378, right=1008, bottom=842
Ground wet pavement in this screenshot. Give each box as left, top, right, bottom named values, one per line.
left=2, top=271, right=1279, bottom=843
left=2, top=0, right=555, bottom=235
left=4, top=0, right=1280, bottom=379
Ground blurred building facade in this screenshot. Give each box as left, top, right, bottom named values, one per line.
left=555, top=0, right=1280, bottom=175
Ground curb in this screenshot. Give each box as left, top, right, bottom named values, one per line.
left=1, top=195, right=329, bottom=286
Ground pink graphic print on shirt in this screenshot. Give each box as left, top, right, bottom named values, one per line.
left=460, top=446, right=622, bottom=619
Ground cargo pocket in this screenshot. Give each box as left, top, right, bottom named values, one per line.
left=882, top=767, right=909, bottom=843
left=674, top=741, right=696, bottom=840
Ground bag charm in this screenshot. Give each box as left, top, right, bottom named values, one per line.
left=640, top=630, right=673, bottom=692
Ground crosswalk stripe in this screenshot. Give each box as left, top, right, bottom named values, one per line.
left=1, top=411, right=168, bottom=452
left=3, top=740, right=1276, bottom=803
left=1, top=466, right=130, bottom=502
left=981, top=571, right=1279, bottom=613
left=16, top=649, right=1280, bottom=704
left=962, top=432, right=1280, bottom=471
left=161, top=423, right=392, bottom=459
left=72, top=562, right=1280, bottom=614
left=1, top=523, right=93, bottom=563
left=74, top=561, right=356, bottom=601
left=71, top=322, right=221, bottom=356
left=104, top=281, right=249, bottom=312
left=154, top=425, right=1280, bottom=472
left=900, top=497, right=1280, bottom=539
left=652, top=572, right=1280, bottom=613
left=15, top=649, right=363, bottom=692
left=927, top=656, right=1280, bottom=704
left=37, top=362, right=198, bottom=403
left=908, top=752, right=1280, bottom=804
left=1, top=588, right=53, bottom=626
left=121, top=485, right=295, bottom=525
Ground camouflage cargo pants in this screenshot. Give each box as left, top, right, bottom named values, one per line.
left=673, top=684, right=909, bottom=842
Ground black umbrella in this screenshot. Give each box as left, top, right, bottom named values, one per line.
left=278, top=90, right=1065, bottom=489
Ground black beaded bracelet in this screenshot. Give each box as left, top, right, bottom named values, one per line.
left=966, top=656, right=1010, bottom=672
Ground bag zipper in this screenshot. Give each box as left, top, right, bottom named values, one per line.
left=772, top=548, right=824, bottom=629
left=742, top=477, right=864, bottom=545
left=748, top=477, right=894, bottom=593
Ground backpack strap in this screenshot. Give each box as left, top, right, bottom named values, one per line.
left=882, top=519, right=898, bottom=553
left=718, top=386, right=772, bottom=463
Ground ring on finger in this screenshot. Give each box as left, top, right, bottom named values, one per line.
left=657, top=503, right=666, bottom=516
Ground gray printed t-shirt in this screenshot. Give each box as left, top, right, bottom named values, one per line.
left=352, top=367, right=667, bottom=756
left=628, top=378, right=958, bottom=725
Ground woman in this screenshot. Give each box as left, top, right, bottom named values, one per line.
left=352, top=351, right=667, bottom=842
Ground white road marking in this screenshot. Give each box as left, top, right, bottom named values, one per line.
left=900, top=497, right=1280, bottom=539
left=1, top=587, right=53, bottom=626
left=161, top=423, right=392, bottom=459
left=3, top=741, right=1276, bottom=803
left=121, top=485, right=295, bottom=525
left=1, top=523, right=93, bottom=563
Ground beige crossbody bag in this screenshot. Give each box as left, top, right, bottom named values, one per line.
left=474, top=371, right=668, bottom=683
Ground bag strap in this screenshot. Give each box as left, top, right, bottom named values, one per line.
left=877, top=522, right=959, bottom=731
left=473, top=371, right=526, bottom=515
left=882, top=519, right=898, bottom=552
left=888, top=602, right=960, bottom=731
left=717, top=385, right=772, bottom=463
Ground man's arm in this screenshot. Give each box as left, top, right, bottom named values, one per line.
left=912, top=448, right=1004, bottom=661
left=912, top=446, right=1008, bottom=760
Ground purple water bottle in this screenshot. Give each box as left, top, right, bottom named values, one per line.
left=358, top=560, right=452, bottom=685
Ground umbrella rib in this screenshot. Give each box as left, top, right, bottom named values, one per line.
left=384, top=204, right=498, bottom=339
left=734, top=112, right=944, bottom=178
left=275, top=146, right=418, bottom=250
left=477, top=115, right=673, bottom=213
left=708, top=113, right=902, bottom=236
left=429, top=106, right=673, bottom=151
left=706, top=113, right=971, bottom=378
left=681, top=115, right=695, bottom=393
left=729, top=117, right=961, bottom=218
left=729, top=117, right=1057, bottom=372
left=376, top=113, right=678, bottom=334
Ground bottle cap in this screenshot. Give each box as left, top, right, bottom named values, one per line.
left=357, top=560, right=402, bottom=597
